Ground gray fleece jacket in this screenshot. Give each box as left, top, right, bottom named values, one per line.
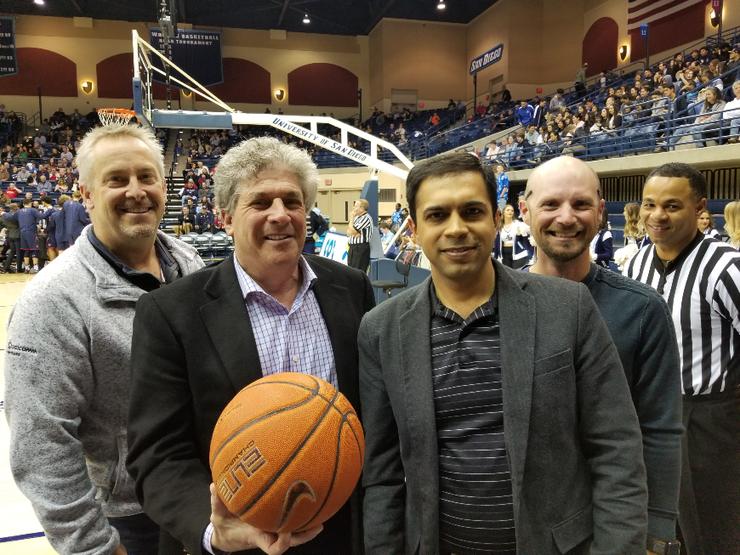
left=4, top=227, right=204, bottom=555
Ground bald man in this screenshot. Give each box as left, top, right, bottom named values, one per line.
left=522, top=157, right=682, bottom=553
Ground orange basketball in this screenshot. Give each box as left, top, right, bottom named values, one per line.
left=209, top=372, right=365, bottom=534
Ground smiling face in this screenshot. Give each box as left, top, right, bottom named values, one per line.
left=81, top=136, right=166, bottom=252
left=411, top=171, right=498, bottom=289
left=523, top=157, right=603, bottom=266
left=697, top=210, right=711, bottom=232
left=225, top=167, right=306, bottom=279
left=503, top=204, right=515, bottom=224
left=641, top=176, right=705, bottom=260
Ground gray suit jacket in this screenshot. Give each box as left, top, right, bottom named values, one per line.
left=359, top=261, right=647, bottom=554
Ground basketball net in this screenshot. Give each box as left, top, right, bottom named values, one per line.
left=97, top=108, right=138, bottom=126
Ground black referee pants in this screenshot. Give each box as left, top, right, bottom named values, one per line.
left=678, top=387, right=740, bottom=555
left=347, top=242, right=370, bottom=272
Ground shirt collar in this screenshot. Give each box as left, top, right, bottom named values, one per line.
left=429, top=281, right=497, bottom=326
left=651, top=231, right=704, bottom=276
left=234, top=253, right=317, bottom=304
left=88, top=228, right=180, bottom=292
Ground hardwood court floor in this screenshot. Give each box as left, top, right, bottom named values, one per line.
left=0, top=272, right=56, bottom=554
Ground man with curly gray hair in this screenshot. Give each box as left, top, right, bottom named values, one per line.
left=127, top=136, right=375, bottom=555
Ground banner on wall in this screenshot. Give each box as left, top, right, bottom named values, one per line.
left=469, top=44, right=504, bottom=75
left=149, top=28, right=223, bottom=86
left=0, top=17, right=18, bottom=77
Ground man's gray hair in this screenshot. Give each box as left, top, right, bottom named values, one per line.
left=214, top=136, right=319, bottom=214
left=75, top=124, right=164, bottom=189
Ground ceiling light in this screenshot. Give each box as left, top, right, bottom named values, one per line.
left=437, top=1, right=446, bottom=10
left=302, top=13, right=311, bottom=24
left=33, top=0, right=45, bottom=5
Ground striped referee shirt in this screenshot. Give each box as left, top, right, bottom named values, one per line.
left=430, top=288, right=516, bottom=555
left=626, top=233, right=740, bottom=395
left=348, top=212, right=373, bottom=244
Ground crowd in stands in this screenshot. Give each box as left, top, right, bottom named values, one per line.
left=478, top=42, right=740, bottom=169
left=2, top=37, right=739, bottom=270
left=0, top=106, right=173, bottom=268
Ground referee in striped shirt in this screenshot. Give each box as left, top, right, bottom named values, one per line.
left=347, top=198, right=373, bottom=271
left=626, top=163, right=740, bottom=555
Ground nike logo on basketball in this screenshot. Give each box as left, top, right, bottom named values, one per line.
left=278, top=480, right=317, bottom=529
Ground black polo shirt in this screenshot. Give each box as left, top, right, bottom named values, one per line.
left=431, top=286, right=516, bottom=554
left=88, top=228, right=181, bottom=292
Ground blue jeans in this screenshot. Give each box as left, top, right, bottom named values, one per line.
left=108, top=513, right=159, bottom=555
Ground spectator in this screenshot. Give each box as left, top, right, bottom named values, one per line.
left=429, top=112, right=441, bottom=126
left=494, top=163, right=509, bottom=212
left=5, top=182, right=21, bottom=199
left=179, top=178, right=199, bottom=205
left=589, top=208, right=613, bottom=268
left=494, top=203, right=531, bottom=269
left=532, top=98, right=548, bottom=128
left=390, top=202, right=404, bottom=231
left=176, top=205, right=195, bottom=236
left=309, top=206, right=329, bottom=238
left=515, top=100, right=534, bottom=127
left=549, top=88, right=566, bottom=112
left=36, top=174, right=53, bottom=195
left=689, top=86, right=726, bottom=146
left=723, top=201, right=740, bottom=248
left=194, top=205, right=213, bottom=234
left=697, top=209, right=720, bottom=239
left=724, top=80, right=740, bottom=143
left=614, top=202, right=648, bottom=270
left=575, top=62, right=588, bottom=94
left=378, top=219, right=398, bottom=258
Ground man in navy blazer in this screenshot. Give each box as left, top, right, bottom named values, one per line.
left=127, top=137, right=374, bottom=555
left=359, top=152, right=647, bottom=554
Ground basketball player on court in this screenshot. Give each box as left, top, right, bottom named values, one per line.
left=4, top=125, right=204, bottom=555
left=126, top=137, right=374, bottom=555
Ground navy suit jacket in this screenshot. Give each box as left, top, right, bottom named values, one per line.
left=127, top=255, right=374, bottom=555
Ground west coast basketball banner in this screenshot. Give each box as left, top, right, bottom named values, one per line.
left=149, top=28, right=223, bottom=86
left=0, top=17, right=18, bottom=77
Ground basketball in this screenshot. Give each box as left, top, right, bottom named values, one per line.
left=209, top=372, right=365, bottom=534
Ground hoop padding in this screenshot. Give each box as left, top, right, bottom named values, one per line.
left=97, top=108, right=137, bottom=126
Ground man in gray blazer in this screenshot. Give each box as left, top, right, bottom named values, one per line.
left=359, top=152, right=647, bottom=555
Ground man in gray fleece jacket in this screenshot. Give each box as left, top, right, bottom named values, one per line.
left=4, top=124, right=204, bottom=555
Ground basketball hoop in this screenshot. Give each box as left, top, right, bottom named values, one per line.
left=97, top=108, right=138, bottom=126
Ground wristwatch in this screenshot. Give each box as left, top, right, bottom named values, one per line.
left=646, top=536, right=681, bottom=555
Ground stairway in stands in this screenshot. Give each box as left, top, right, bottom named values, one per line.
left=162, top=129, right=182, bottom=235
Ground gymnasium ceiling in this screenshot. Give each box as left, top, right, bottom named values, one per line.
left=2, top=0, right=499, bottom=36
